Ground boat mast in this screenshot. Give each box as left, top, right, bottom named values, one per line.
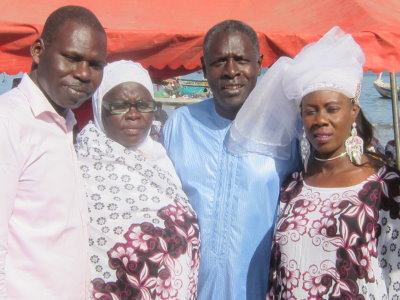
left=390, top=72, right=400, bottom=169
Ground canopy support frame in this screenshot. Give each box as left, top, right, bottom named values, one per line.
left=389, top=72, right=400, bottom=170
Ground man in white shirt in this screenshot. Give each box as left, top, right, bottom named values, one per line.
left=0, top=6, right=107, bottom=299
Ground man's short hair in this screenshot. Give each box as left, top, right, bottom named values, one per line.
left=203, top=20, right=260, bottom=58
left=41, top=5, right=105, bottom=47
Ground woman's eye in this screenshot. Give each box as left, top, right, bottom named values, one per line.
left=136, top=102, right=148, bottom=108
left=327, top=107, right=340, bottom=113
left=112, top=103, right=128, bottom=110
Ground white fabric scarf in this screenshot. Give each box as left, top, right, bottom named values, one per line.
left=227, top=26, right=365, bottom=160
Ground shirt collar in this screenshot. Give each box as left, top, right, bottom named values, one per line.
left=211, top=98, right=232, bottom=127
left=18, top=74, right=76, bottom=132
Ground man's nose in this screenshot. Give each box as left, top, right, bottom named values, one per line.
left=74, top=61, right=91, bottom=82
left=223, top=59, right=240, bottom=78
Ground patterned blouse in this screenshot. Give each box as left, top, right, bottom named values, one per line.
left=267, top=166, right=400, bottom=299
left=76, top=123, right=200, bottom=300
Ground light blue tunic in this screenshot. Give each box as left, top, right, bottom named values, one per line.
left=162, top=99, right=300, bottom=300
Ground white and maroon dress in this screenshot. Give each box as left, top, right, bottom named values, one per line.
left=76, top=122, right=200, bottom=300
left=267, top=166, right=400, bottom=299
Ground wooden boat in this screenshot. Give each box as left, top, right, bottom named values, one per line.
left=373, top=72, right=400, bottom=98
left=161, top=77, right=210, bottom=98
left=156, top=97, right=203, bottom=106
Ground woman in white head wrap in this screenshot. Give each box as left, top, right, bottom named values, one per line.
left=229, top=27, right=400, bottom=299
left=75, top=60, right=200, bottom=299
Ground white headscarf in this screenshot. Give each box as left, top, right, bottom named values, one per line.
left=91, top=60, right=171, bottom=168
left=227, top=26, right=365, bottom=160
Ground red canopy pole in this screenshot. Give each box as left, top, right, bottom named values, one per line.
left=389, top=72, right=400, bottom=169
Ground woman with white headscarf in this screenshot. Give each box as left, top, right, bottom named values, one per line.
left=228, top=27, right=400, bottom=299
left=75, top=60, right=200, bottom=299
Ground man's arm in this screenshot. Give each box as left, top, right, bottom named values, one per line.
left=0, top=118, right=20, bottom=297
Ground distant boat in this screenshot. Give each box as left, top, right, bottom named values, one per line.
left=373, top=72, right=400, bottom=98
left=160, top=77, right=211, bottom=98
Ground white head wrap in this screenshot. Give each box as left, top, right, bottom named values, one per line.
left=92, top=60, right=154, bottom=132
left=227, top=26, right=365, bottom=160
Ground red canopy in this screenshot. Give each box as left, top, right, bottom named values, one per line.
left=1, top=0, right=400, bottom=81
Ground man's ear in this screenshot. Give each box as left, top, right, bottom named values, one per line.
left=30, top=38, right=45, bottom=64
left=257, top=53, right=263, bottom=76
left=200, top=56, right=207, bottom=78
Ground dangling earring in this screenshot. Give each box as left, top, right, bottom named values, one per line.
left=300, top=130, right=311, bottom=172
left=345, top=122, right=364, bottom=165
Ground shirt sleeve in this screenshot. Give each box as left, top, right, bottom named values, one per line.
left=378, top=171, right=400, bottom=298
left=0, top=118, right=20, bottom=298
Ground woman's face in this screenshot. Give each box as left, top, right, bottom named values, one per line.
left=102, top=82, right=154, bottom=148
left=301, top=90, right=359, bottom=158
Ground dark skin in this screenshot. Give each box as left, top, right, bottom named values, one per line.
left=301, top=90, right=382, bottom=187
left=30, top=21, right=107, bottom=117
left=201, top=31, right=262, bottom=120
left=102, top=82, right=154, bottom=148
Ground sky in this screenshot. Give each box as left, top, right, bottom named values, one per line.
left=0, top=73, right=23, bottom=95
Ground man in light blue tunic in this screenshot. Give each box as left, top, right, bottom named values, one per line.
left=163, top=20, right=299, bottom=300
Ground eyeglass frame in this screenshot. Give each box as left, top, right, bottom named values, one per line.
left=102, top=99, right=157, bottom=115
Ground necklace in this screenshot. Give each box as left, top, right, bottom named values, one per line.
left=314, top=151, right=347, bottom=162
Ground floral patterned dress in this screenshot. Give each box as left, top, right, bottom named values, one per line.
left=267, top=166, right=400, bottom=299
left=76, top=123, right=200, bottom=300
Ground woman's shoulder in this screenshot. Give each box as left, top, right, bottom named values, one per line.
left=281, top=170, right=303, bottom=192
left=369, top=163, right=400, bottom=182
left=361, top=165, right=400, bottom=217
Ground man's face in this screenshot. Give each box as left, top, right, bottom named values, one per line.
left=202, top=31, right=262, bottom=119
left=32, top=21, right=107, bottom=113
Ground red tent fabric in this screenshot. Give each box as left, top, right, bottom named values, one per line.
left=0, top=0, right=400, bottom=81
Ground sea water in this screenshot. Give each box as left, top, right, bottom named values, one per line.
left=360, top=71, right=397, bottom=145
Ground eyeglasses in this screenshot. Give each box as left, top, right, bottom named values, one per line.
left=102, top=100, right=157, bottom=114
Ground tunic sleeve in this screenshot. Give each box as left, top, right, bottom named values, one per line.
left=161, top=109, right=177, bottom=152
left=378, top=169, right=400, bottom=298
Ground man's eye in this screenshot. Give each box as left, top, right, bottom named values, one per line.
left=63, top=55, right=78, bottom=62
left=211, top=60, right=225, bottom=67
left=236, top=58, right=249, bottom=64
left=90, top=62, right=105, bottom=70
left=304, top=110, right=316, bottom=115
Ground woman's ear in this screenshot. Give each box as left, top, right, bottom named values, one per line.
left=30, top=38, right=45, bottom=64
left=351, top=103, right=360, bottom=122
